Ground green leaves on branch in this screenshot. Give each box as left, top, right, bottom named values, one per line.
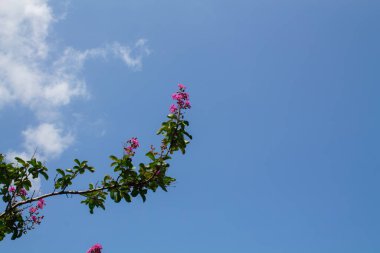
left=157, top=114, right=192, bottom=155
left=0, top=86, right=192, bottom=241
left=80, top=109, right=191, bottom=214
left=0, top=155, right=51, bottom=240
left=54, top=160, right=95, bottom=190
left=81, top=186, right=107, bottom=214
left=0, top=156, right=48, bottom=195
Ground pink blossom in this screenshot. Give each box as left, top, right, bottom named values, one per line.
left=29, top=207, right=37, bottom=214
left=124, top=137, right=139, bottom=156
left=31, top=215, right=44, bottom=225
left=129, top=137, right=139, bottom=149
left=181, top=92, right=189, bottom=100
left=8, top=186, right=16, bottom=193
left=178, top=83, right=186, bottom=90
left=19, top=188, right=27, bottom=196
left=169, top=104, right=177, bottom=113
left=172, top=93, right=182, bottom=100
left=86, top=243, right=103, bottom=253
left=171, top=86, right=191, bottom=111
left=37, top=199, right=45, bottom=209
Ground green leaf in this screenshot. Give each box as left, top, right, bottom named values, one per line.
left=123, top=193, right=132, bottom=203
left=114, top=191, right=121, bottom=203
left=103, top=175, right=112, bottom=182
left=145, top=151, right=156, bottom=161
left=183, top=131, right=193, bottom=140
left=109, top=155, right=119, bottom=162
left=110, top=190, right=115, bottom=201
left=40, top=171, right=49, bottom=180
left=131, top=188, right=139, bottom=197
left=74, top=159, right=80, bottom=165
left=158, top=181, right=168, bottom=192
left=140, top=193, right=146, bottom=202
left=56, top=168, right=65, bottom=176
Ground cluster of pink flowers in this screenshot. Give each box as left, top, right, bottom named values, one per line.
left=8, top=185, right=27, bottom=196
left=8, top=186, right=15, bottom=193
left=170, top=83, right=191, bottom=113
left=86, top=243, right=103, bottom=253
left=124, top=137, right=140, bottom=156
left=29, top=198, right=46, bottom=225
left=8, top=186, right=46, bottom=225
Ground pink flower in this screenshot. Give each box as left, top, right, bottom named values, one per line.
left=171, top=86, right=191, bottom=111
left=184, top=100, right=191, bottom=109
left=124, top=137, right=139, bottom=156
left=19, top=188, right=27, bottom=196
left=178, top=83, right=186, bottom=90
left=129, top=137, right=139, bottom=149
left=181, top=92, right=189, bottom=100
left=32, top=215, right=37, bottom=223
left=172, top=93, right=182, bottom=100
left=169, top=104, right=177, bottom=113
left=86, top=243, right=103, bottom=253
left=29, top=207, right=37, bottom=214
left=37, top=198, right=45, bottom=209
left=8, top=186, right=16, bottom=193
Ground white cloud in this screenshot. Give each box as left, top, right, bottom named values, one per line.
left=1, top=0, right=151, bottom=191
left=0, top=0, right=52, bottom=59
left=22, top=123, right=74, bottom=159
left=0, top=0, right=87, bottom=117
left=111, top=39, right=151, bottom=70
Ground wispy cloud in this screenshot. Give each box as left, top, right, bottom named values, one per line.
left=0, top=0, right=150, bottom=166
left=111, top=39, right=151, bottom=70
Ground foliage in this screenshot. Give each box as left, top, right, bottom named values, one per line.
left=0, top=84, right=192, bottom=241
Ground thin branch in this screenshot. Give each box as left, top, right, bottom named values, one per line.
left=0, top=186, right=109, bottom=218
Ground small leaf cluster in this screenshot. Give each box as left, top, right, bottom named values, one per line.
left=158, top=113, right=192, bottom=154
left=54, top=159, right=95, bottom=191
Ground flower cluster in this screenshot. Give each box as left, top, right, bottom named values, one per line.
left=86, top=243, right=103, bottom=253
left=28, top=198, right=46, bottom=225
left=124, top=137, right=140, bottom=156
left=8, top=186, right=15, bottom=193
left=8, top=186, right=27, bottom=196
left=170, top=83, right=191, bottom=113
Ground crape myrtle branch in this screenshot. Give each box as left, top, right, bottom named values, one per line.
left=0, top=84, right=192, bottom=241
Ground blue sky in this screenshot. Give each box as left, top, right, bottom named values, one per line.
left=1, top=0, right=380, bottom=252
